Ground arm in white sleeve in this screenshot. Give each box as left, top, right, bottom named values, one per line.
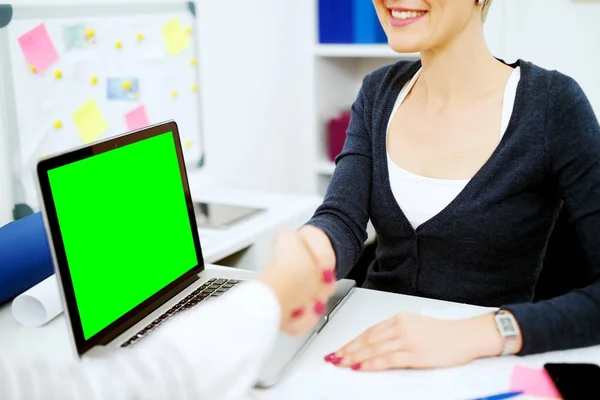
left=0, top=281, right=281, bottom=400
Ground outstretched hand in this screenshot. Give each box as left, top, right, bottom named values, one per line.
left=259, top=229, right=337, bottom=336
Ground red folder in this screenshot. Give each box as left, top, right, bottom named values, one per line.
left=327, top=110, right=351, bottom=162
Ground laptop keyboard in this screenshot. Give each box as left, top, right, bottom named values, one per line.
left=120, top=278, right=240, bottom=348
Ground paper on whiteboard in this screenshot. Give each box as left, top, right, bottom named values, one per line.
left=11, top=274, right=63, bottom=327
left=17, top=23, right=59, bottom=73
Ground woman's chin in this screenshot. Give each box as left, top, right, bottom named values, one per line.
left=387, top=38, right=423, bottom=55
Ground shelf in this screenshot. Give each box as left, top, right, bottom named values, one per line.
left=314, top=44, right=419, bottom=59
left=316, top=160, right=336, bottom=175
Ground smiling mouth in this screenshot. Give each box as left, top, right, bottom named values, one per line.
left=390, top=9, right=428, bottom=20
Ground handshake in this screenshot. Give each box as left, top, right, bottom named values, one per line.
left=258, top=225, right=338, bottom=336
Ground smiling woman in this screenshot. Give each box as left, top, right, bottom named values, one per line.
left=300, top=0, right=600, bottom=372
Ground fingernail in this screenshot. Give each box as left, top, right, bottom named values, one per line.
left=322, top=269, right=335, bottom=284
left=331, top=356, right=343, bottom=365
left=313, top=301, right=326, bottom=315
left=291, top=308, right=304, bottom=318
left=324, top=353, right=336, bottom=362
left=351, top=363, right=362, bottom=371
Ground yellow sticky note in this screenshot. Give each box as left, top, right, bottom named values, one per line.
left=162, top=17, right=191, bottom=56
left=184, top=140, right=192, bottom=148
left=54, top=69, right=62, bottom=79
left=136, top=33, right=144, bottom=42
left=115, top=40, right=122, bottom=49
left=191, top=83, right=198, bottom=92
left=72, top=98, right=109, bottom=144
left=85, top=28, right=95, bottom=39
left=29, top=65, right=36, bottom=73
left=90, top=75, right=98, bottom=85
left=54, top=120, right=62, bottom=129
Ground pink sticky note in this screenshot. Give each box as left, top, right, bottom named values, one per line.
left=510, top=365, right=562, bottom=399
left=125, top=105, right=150, bottom=131
left=18, top=24, right=59, bottom=73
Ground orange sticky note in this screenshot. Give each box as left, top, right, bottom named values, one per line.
left=510, top=365, right=561, bottom=399
left=18, top=23, right=59, bottom=73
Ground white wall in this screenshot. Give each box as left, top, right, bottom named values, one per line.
left=194, top=0, right=313, bottom=194
left=502, top=0, right=600, bottom=114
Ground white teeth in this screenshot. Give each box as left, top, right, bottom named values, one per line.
left=391, top=10, right=426, bottom=20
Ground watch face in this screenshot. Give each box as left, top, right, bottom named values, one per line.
left=500, top=316, right=518, bottom=335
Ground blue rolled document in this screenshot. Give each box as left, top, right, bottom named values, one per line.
left=0, top=212, right=54, bottom=304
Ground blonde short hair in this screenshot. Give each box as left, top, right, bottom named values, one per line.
left=482, top=0, right=493, bottom=21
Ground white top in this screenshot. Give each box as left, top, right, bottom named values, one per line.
left=386, top=67, right=522, bottom=229
left=0, top=281, right=280, bottom=400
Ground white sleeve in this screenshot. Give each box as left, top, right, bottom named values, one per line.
left=0, top=281, right=281, bottom=400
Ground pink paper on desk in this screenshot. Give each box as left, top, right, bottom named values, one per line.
left=510, top=365, right=562, bottom=399
left=125, top=105, right=150, bottom=131
left=17, top=24, right=59, bottom=73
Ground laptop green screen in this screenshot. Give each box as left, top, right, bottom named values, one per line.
left=47, top=131, right=198, bottom=340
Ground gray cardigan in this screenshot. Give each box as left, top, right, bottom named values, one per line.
left=306, top=59, right=600, bottom=356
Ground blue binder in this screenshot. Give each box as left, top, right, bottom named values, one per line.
left=352, top=0, right=387, bottom=43
left=318, top=0, right=353, bottom=44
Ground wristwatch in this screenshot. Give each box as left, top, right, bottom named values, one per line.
left=494, top=310, right=521, bottom=356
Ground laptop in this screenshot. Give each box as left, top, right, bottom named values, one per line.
left=35, top=120, right=356, bottom=387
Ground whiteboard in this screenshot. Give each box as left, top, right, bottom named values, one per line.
left=0, top=2, right=205, bottom=211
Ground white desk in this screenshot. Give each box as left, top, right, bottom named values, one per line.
left=2, top=265, right=598, bottom=399
left=252, top=289, right=600, bottom=400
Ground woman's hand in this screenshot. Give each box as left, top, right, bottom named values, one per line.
left=324, top=312, right=506, bottom=371
left=259, top=229, right=337, bottom=336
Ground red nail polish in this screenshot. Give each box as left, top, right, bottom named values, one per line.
left=351, top=363, right=362, bottom=371
left=313, top=301, right=326, bottom=315
left=324, top=353, right=336, bottom=362
left=331, top=356, right=343, bottom=365
left=291, top=308, right=304, bottom=318
left=323, top=269, right=335, bottom=284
